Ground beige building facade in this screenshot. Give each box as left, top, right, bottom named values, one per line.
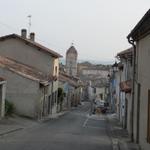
left=127, top=9, right=150, bottom=150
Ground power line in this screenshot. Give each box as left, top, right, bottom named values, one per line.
left=0, top=20, right=65, bottom=54
left=0, top=21, right=18, bottom=32
left=36, top=36, right=65, bottom=51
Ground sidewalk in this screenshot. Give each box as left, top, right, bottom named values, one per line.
left=40, top=110, right=68, bottom=122
left=0, top=111, right=68, bottom=136
left=0, top=115, right=38, bottom=136
left=107, top=113, right=140, bottom=150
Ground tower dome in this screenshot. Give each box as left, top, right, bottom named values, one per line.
left=66, top=45, right=78, bottom=56
left=66, top=44, right=78, bottom=76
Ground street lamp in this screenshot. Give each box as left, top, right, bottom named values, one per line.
left=112, top=61, right=118, bottom=72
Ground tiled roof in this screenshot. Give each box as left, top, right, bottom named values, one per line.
left=127, top=9, right=150, bottom=41
left=59, top=72, right=78, bottom=87
left=0, top=55, right=53, bottom=85
left=117, top=47, right=133, bottom=59
left=0, top=34, right=62, bottom=58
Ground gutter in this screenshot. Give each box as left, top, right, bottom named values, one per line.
left=127, top=36, right=136, bottom=142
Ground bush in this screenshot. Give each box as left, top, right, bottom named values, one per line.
left=5, top=100, right=14, bottom=115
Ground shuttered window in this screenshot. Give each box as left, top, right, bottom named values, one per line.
left=147, top=90, right=150, bottom=143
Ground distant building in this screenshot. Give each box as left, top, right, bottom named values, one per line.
left=117, top=48, right=133, bottom=130
left=77, top=61, right=110, bottom=101
left=81, top=68, right=108, bottom=77
left=66, top=45, right=78, bottom=76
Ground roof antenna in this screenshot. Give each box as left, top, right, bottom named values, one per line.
left=27, top=15, right=32, bottom=37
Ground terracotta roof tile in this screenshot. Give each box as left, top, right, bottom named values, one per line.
left=117, top=47, right=133, bottom=59
left=59, top=72, right=78, bottom=87
left=0, top=55, right=53, bottom=84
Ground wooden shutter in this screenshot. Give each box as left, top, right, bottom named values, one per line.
left=147, top=90, right=150, bottom=143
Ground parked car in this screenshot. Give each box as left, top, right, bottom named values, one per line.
left=94, top=99, right=108, bottom=113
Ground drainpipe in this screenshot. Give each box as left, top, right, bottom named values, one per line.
left=127, top=37, right=136, bottom=142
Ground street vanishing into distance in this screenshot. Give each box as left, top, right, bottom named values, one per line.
left=0, top=102, right=112, bottom=150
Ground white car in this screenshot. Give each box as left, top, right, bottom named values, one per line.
left=95, top=99, right=105, bottom=108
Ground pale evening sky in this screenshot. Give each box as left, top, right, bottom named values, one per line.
left=0, top=0, right=149, bottom=62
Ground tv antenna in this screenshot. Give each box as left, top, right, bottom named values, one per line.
left=27, top=15, right=32, bottom=36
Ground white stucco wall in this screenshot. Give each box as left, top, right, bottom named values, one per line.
left=0, top=68, right=40, bottom=118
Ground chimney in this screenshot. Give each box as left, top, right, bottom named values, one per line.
left=30, top=32, right=35, bottom=41
left=21, top=29, right=27, bottom=38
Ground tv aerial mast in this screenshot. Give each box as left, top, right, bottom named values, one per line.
left=27, top=15, right=32, bottom=37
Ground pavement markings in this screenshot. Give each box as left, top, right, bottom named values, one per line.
left=83, top=118, right=89, bottom=127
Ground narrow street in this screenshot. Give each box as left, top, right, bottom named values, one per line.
left=0, top=102, right=112, bottom=150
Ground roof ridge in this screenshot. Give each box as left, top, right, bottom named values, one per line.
left=0, top=34, right=62, bottom=58
left=0, top=55, right=53, bottom=83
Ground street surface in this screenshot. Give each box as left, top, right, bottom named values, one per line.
left=0, top=102, right=113, bottom=150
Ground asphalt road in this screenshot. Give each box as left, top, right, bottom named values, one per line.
left=0, top=102, right=113, bottom=150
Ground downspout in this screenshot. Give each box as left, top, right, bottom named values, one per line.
left=127, top=37, right=136, bottom=142
left=119, top=68, right=122, bottom=123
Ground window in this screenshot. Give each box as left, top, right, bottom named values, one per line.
left=100, top=93, right=103, bottom=100
left=55, top=66, right=57, bottom=75
left=147, top=90, right=150, bottom=143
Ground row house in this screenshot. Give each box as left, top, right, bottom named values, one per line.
left=116, top=48, right=133, bottom=132
left=109, top=62, right=119, bottom=113
left=59, top=72, right=83, bottom=110
left=0, top=29, right=62, bottom=119
left=127, top=9, right=150, bottom=150
left=112, top=9, right=150, bottom=150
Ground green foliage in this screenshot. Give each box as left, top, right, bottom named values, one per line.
left=5, top=100, right=14, bottom=115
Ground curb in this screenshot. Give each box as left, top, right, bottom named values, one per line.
left=112, top=138, right=119, bottom=150
left=39, top=111, right=68, bottom=123
left=0, top=127, right=24, bottom=136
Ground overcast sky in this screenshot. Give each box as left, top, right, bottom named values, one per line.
left=0, top=0, right=149, bottom=62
